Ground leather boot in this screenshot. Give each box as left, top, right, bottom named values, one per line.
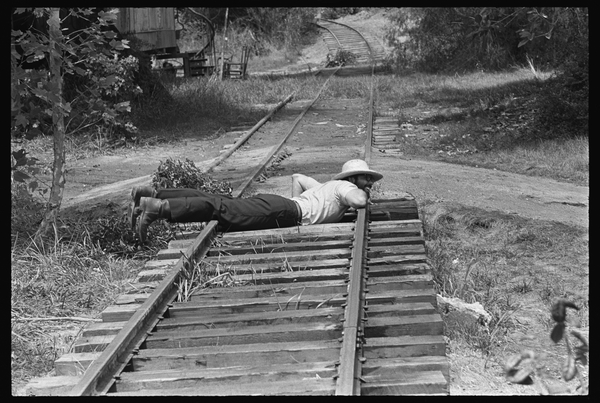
left=137, top=197, right=171, bottom=243
left=129, top=186, right=156, bottom=231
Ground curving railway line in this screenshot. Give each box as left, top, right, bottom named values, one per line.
left=316, top=19, right=386, bottom=64
left=25, top=21, right=448, bottom=396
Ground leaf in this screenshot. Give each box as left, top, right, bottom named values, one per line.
left=570, top=328, right=588, bottom=347
left=562, top=354, right=577, bottom=381
left=506, top=367, right=534, bottom=385
left=115, top=101, right=131, bottom=113
left=72, top=66, right=87, bottom=76
left=550, top=322, right=565, bottom=343
left=518, top=39, right=529, bottom=48
left=28, top=181, right=38, bottom=193
left=15, top=114, right=29, bottom=128
left=100, top=75, right=117, bottom=87
left=12, top=170, right=31, bottom=183
left=551, top=299, right=567, bottom=322
left=504, top=354, right=522, bottom=372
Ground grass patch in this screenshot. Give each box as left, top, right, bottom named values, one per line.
left=421, top=201, right=588, bottom=390
left=10, top=189, right=176, bottom=394
left=375, top=68, right=588, bottom=186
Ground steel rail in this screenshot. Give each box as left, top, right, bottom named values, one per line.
left=333, top=19, right=376, bottom=393
left=317, top=19, right=374, bottom=65
left=68, top=221, right=218, bottom=396
left=68, top=64, right=342, bottom=397
left=335, top=206, right=368, bottom=395
left=313, top=21, right=343, bottom=52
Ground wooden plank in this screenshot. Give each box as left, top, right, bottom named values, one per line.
left=25, top=375, right=81, bottom=396
left=207, top=238, right=353, bottom=256
left=115, top=294, right=152, bottom=305
left=203, top=247, right=351, bottom=265
left=367, top=265, right=431, bottom=279
left=218, top=222, right=355, bottom=240
left=109, top=377, right=337, bottom=396
left=81, top=321, right=127, bottom=337
left=368, top=236, right=424, bottom=246
left=362, top=356, right=449, bottom=379
left=143, top=259, right=178, bottom=269
left=101, top=304, right=141, bottom=322
left=367, top=244, right=425, bottom=259
left=201, top=258, right=350, bottom=274
left=72, top=335, right=115, bottom=353
left=156, top=306, right=344, bottom=331
left=364, top=302, right=436, bottom=318
left=131, top=340, right=341, bottom=371
left=232, top=267, right=350, bottom=284
left=144, top=322, right=343, bottom=349
left=136, top=268, right=168, bottom=282
left=170, top=288, right=436, bottom=318
left=113, top=362, right=338, bottom=393
left=360, top=370, right=447, bottom=395
left=55, top=352, right=101, bottom=376
left=170, top=230, right=354, bottom=249
left=364, top=335, right=447, bottom=359
left=366, top=274, right=433, bottom=290
left=367, top=254, right=429, bottom=266
left=364, top=314, right=444, bottom=338
left=190, top=279, right=349, bottom=301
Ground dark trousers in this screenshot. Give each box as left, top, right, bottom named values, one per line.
left=155, top=188, right=300, bottom=232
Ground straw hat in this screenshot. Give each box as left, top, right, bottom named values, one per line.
left=332, top=159, right=383, bottom=181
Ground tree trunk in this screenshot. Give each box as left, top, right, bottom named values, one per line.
left=219, top=8, right=229, bottom=81
left=34, top=8, right=66, bottom=243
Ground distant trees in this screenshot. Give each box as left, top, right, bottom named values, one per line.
left=181, top=8, right=318, bottom=55
left=385, top=7, right=588, bottom=74
left=385, top=7, right=588, bottom=139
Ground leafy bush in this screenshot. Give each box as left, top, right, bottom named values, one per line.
left=320, top=7, right=360, bottom=20
left=151, top=158, right=233, bottom=196
left=325, top=49, right=357, bottom=67
left=11, top=8, right=139, bottom=141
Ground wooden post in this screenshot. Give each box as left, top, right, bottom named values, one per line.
left=219, top=8, right=229, bottom=81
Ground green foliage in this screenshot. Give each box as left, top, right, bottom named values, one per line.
left=185, top=8, right=318, bottom=55
left=11, top=8, right=138, bottom=141
left=319, top=7, right=360, bottom=20
left=325, top=49, right=357, bottom=67
left=151, top=158, right=233, bottom=196
left=385, top=7, right=588, bottom=74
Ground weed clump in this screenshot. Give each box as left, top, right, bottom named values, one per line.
left=325, top=49, right=358, bottom=67
left=151, top=158, right=233, bottom=196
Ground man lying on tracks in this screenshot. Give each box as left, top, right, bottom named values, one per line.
left=130, top=159, right=383, bottom=243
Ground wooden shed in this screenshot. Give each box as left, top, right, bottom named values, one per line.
left=115, top=8, right=179, bottom=53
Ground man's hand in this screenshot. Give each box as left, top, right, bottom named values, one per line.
left=364, top=187, right=373, bottom=205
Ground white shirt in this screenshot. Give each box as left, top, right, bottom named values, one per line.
left=290, top=180, right=358, bottom=225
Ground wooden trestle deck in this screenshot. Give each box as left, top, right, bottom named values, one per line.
left=26, top=198, right=448, bottom=396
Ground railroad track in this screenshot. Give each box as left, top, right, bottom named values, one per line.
left=25, top=49, right=448, bottom=396
left=316, top=19, right=386, bottom=65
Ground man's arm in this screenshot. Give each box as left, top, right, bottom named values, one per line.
left=292, top=174, right=321, bottom=197
left=343, top=188, right=370, bottom=209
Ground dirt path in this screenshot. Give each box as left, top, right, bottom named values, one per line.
left=59, top=95, right=588, bottom=234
